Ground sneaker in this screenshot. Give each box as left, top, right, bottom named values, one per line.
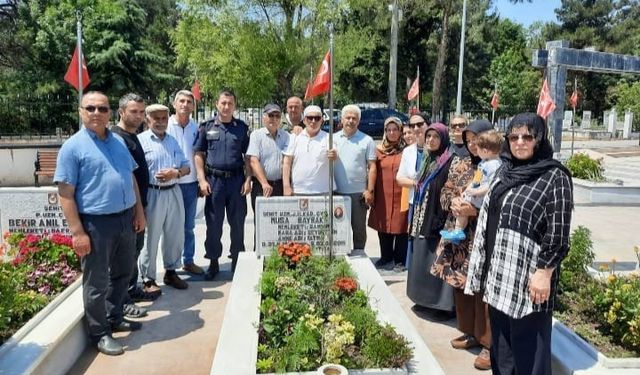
left=129, top=286, right=159, bottom=302
left=450, top=334, right=480, bottom=350
left=451, top=229, right=466, bottom=242
left=393, top=263, right=407, bottom=272
left=474, top=347, right=491, bottom=370
left=143, top=280, right=162, bottom=296
left=183, top=263, right=204, bottom=275
left=123, top=303, right=148, bottom=319
left=163, top=270, right=188, bottom=290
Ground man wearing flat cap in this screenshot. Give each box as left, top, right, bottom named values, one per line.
left=138, top=104, right=191, bottom=291
left=247, top=103, right=290, bottom=211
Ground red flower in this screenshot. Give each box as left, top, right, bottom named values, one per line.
left=334, top=277, right=358, bottom=293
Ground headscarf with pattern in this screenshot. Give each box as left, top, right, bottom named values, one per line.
left=377, top=116, right=406, bottom=155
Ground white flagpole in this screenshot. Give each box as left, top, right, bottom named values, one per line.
left=491, top=82, right=496, bottom=125
left=571, top=77, right=577, bottom=156
left=76, top=11, right=83, bottom=130
left=328, top=26, right=335, bottom=261
left=416, top=66, right=420, bottom=112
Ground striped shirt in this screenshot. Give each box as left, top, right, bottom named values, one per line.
left=246, top=127, right=290, bottom=181
left=138, top=130, right=189, bottom=186
left=464, top=167, right=573, bottom=319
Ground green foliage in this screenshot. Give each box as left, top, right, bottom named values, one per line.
left=610, top=79, right=640, bottom=131
left=592, top=274, right=640, bottom=352
left=560, top=226, right=596, bottom=292
left=565, top=153, right=605, bottom=181
left=257, top=248, right=413, bottom=372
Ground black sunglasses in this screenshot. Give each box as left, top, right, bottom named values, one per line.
left=306, top=116, right=322, bottom=122
left=82, top=105, right=110, bottom=113
left=267, top=113, right=281, bottom=119
left=506, top=134, right=535, bottom=143
left=408, top=121, right=425, bottom=128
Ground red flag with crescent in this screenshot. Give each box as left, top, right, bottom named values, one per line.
left=305, top=51, right=331, bottom=100
left=191, top=80, right=201, bottom=101
left=407, top=77, right=419, bottom=101
left=64, top=46, right=90, bottom=91
left=536, top=78, right=556, bottom=119
left=491, top=91, right=499, bottom=110
left=569, top=89, right=578, bottom=110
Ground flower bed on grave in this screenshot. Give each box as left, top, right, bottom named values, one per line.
left=0, top=232, right=81, bottom=346
left=554, top=226, right=640, bottom=358
left=255, top=242, right=413, bottom=373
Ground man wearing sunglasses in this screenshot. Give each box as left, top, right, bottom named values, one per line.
left=283, top=105, right=337, bottom=196
left=247, top=103, right=290, bottom=211
left=55, top=91, right=146, bottom=356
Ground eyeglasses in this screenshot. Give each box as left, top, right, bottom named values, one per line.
left=506, top=134, right=535, bottom=143
left=408, top=121, right=425, bottom=128
left=306, top=116, right=322, bottom=122
left=267, top=113, right=281, bottom=119
left=450, top=122, right=466, bottom=129
left=82, top=105, right=110, bottom=113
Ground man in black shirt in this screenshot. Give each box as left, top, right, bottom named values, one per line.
left=111, top=93, right=158, bottom=318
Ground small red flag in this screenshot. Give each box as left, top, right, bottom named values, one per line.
left=191, top=80, right=201, bottom=101
left=536, top=78, right=556, bottom=119
left=305, top=51, right=331, bottom=100
left=407, top=77, right=419, bottom=101
left=569, top=89, right=578, bottom=110
left=491, top=91, right=499, bottom=110
left=64, top=46, right=90, bottom=91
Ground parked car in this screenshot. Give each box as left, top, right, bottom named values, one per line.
left=322, top=107, right=408, bottom=137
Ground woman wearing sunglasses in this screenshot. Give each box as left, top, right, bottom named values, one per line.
left=465, top=113, right=573, bottom=375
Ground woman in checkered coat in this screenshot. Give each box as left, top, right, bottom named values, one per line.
left=465, top=113, right=573, bottom=375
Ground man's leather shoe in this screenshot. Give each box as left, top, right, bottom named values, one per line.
left=96, top=335, right=124, bottom=356
left=111, top=319, right=142, bottom=332
left=183, top=263, right=204, bottom=275
left=451, top=334, right=480, bottom=350
left=143, top=280, right=162, bottom=296
left=474, top=347, right=491, bottom=370
left=164, top=270, right=188, bottom=289
left=205, top=259, right=219, bottom=281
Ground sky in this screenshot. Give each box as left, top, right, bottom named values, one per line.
left=492, top=0, right=561, bottom=28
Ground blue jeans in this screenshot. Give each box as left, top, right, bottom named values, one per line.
left=180, top=182, right=199, bottom=265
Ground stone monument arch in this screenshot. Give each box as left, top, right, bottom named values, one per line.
left=532, top=40, right=640, bottom=152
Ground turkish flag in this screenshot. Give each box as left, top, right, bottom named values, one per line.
left=536, top=78, right=556, bottom=119
left=407, top=77, right=419, bottom=101
left=491, top=91, right=499, bottom=110
left=305, top=51, right=331, bottom=100
left=191, top=80, right=201, bottom=101
left=569, top=89, right=578, bottom=110
left=64, top=46, right=90, bottom=91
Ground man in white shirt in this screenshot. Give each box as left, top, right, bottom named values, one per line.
left=283, top=105, right=337, bottom=195
left=166, top=90, right=203, bottom=275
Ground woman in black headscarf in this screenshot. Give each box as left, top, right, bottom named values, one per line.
left=465, top=113, right=573, bottom=375
left=406, top=123, right=455, bottom=318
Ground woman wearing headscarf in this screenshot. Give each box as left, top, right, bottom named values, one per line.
left=430, top=119, right=494, bottom=370
left=406, top=122, right=455, bottom=318
left=465, top=113, right=573, bottom=375
left=368, top=117, right=408, bottom=270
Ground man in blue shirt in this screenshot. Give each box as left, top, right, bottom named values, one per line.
left=194, top=89, right=251, bottom=279
left=333, top=104, right=377, bottom=250
left=55, top=91, right=146, bottom=356
left=138, top=104, right=191, bottom=291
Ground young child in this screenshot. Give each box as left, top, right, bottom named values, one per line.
left=441, top=130, right=503, bottom=243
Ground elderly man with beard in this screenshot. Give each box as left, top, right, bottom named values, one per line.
left=138, top=104, right=190, bottom=291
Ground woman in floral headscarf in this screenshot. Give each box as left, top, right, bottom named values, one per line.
left=368, top=117, right=408, bottom=270
left=406, top=123, right=455, bottom=318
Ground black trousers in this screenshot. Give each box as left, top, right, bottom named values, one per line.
left=80, top=208, right=136, bottom=343
left=378, top=232, right=408, bottom=265
left=489, top=306, right=552, bottom=375
left=128, top=229, right=145, bottom=293
left=250, top=177, right=284, bottom=212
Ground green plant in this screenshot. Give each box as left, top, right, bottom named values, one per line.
left=565, top=153, right=605, bottom=181
left=256, top=245, right=413, bottom=373
left=560, top=226, right=596, bottom=292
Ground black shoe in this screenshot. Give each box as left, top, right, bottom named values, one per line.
left=205, top=259, right=219, bottom=281
left=163, top=270, right=188, bottom=290
left=374, top=258, right=392, bottom=269
left=111, top=319, right=142, bottom=332
left=129, top=286, right=160, bottom=302
left=96, top=335, right=124, bottom=356
left=231, top=257, right=238, bottom=273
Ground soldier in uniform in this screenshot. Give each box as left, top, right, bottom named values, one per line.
left=194, top=89, right=251, bottom=280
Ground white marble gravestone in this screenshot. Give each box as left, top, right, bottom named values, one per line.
left=581, top=111, right=592, bottom=129
left=608, top=108, right=617, bottom=134
left=623, top=111, right=634, bottom=139
left=254, top=196, right=352, bottom=256
left=0, top=187, right=70, bottom=240
left=562, top=110, right=573, bottom=129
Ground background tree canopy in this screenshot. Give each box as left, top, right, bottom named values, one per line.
left=0, top=0, right=639, bottom=134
